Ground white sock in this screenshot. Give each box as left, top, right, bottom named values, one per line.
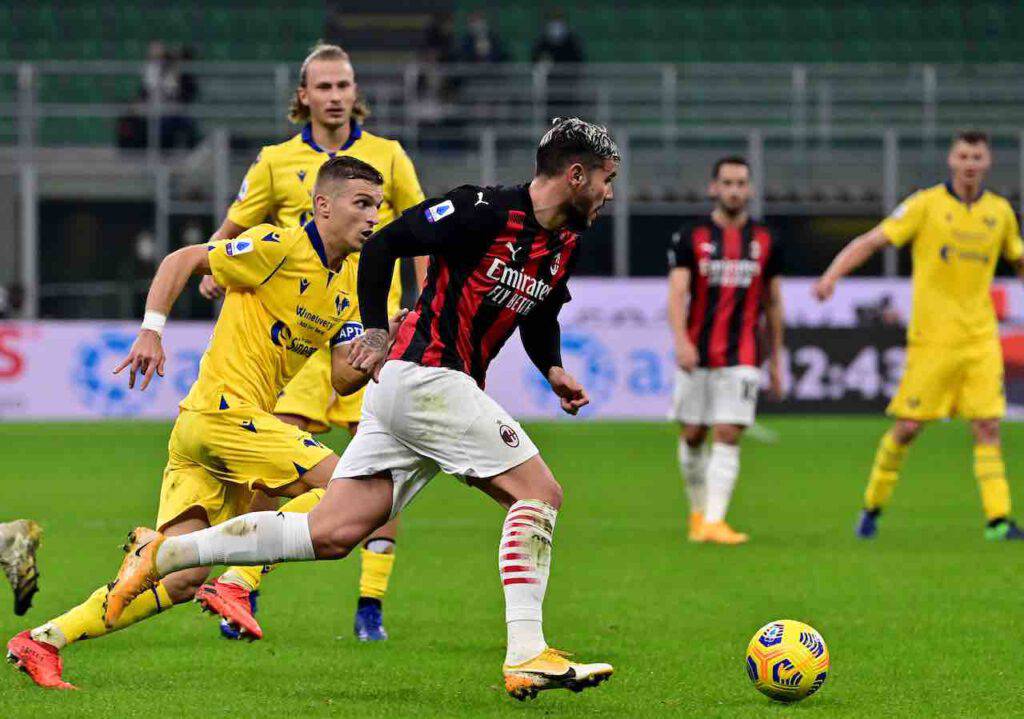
left=365, top=537, right=395, bottom=554
left=500, top=499, right=558, bottom=666
left=677, top=439, right=706, bottom=513
left=154, top=512, right=315, bottom=575
left=704, top=442, right=740, bottom=524
left=30, top=623, right=68, bottom=650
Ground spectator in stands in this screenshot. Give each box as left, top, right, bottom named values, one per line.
left=532, top=10, right=585, bottom=117
left=459, top=11, right=507, bottom=63
left=416, top=13, right=459, bottom=137
left=424, top=12, right=456, bottom=64
left=531, top=10, right=584, bottom=65
left=117, top=42, right=198, bottom=151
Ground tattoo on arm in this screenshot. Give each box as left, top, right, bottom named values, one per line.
left=361, top=328, right=389, bottom=353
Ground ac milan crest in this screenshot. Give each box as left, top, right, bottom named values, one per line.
left=499, top=423, right=520, bottom=448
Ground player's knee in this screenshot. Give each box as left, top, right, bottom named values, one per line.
left=682, top=425, right=707, bottom=446
left=972, top=419, right=1000, bottom=445
left=543, top=477, right=564, bottom=510
left=712, top=424, right=743, bottom=445
left=162, top=567, right=210, bottom=604
left=892, top=420, right=923, bottom=444
left=310, top=522, right=362, bottom=560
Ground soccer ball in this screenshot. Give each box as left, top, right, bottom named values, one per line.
left=745, top=620, right=830, bottom=702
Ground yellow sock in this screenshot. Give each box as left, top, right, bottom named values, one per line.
left=38, top=582, right=172, bottom=648
left=864, top=431, right=908, bottom=510
left=220, top=488, right=325, bottom=592
left=359, top=548, right=396, bottom=600
left=974, top=444, right=1011, bottom=521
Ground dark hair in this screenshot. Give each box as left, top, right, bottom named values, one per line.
left=953, top=129, right=990, bottom=147
left=712, top=155, right=749, bottom=179
left=535, top=117, right=620, bottom=177
left=289, top=42, right=369, bottom=124
left=314, top=155, right=384, bottom=194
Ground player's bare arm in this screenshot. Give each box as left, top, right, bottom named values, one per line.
left=765, top=276, right=785, bottom=400
left=332, top=309, right=409, bottom=394
left=813, top=225, right=891, bottom=301
left=668, top=267, right=698, bottom=370
left=113, top=244, right=212, bottom=391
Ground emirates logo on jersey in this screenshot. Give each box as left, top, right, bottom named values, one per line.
left=484, top=257, right=554, bottom=315
left=698, top=258, right=761, bottom=287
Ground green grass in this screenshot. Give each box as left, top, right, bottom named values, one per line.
left=1, top=418, right=1023, bottom=717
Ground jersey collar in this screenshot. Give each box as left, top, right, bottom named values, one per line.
left=300, top=120, right=362, bottom=155
left=944, top=181, right=985, bottom=206
left=304, top=220, right=330, bottom=268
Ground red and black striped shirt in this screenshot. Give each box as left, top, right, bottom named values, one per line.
left=668, top=219, right=782, bottom=369
left=386, top=184, right=580, bottom=387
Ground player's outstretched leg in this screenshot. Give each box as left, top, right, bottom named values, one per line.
left=104, top=476, right=395, bottom=628
left=474, top=456, right=613, bottom=701
left=0, top=519, right=42, bottom=616
left=353, top=517, right=399, bottom=642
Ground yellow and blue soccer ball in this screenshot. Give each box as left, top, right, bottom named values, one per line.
left=745, top=620, right=830, bottom=702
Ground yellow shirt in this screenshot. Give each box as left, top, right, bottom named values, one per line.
left=180, top=222, right=361, bottom=413
left=227, top=121, right=424, bottom=230
left=880, top=182, right=1023, bottom=345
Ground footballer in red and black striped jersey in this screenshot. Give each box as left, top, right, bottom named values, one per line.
left=667, top=155, right=786, bottom=545
left=338, top=118, right=620, bottom=696
left=387, top=183, right=581, bottom=388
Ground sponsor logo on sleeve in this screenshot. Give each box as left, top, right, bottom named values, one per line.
left=225, top=240, right=254, bottom=257
left=336, top=321, right=364, bottom=343
left=425, top=200, right=455, bottom=224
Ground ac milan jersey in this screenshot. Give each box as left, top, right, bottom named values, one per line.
left=668, top=219, right=782, bottom=368
left=389, top=184, right=580, bottom=387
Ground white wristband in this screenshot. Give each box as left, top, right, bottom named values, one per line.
left=141, top=311, right=167, bottom=336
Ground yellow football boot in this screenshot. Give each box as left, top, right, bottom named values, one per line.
left=687, top=511, right=705, bottom=542
left=697, top=520, right=749, bottom=545
left=104, top=527, right=165, bottom=627
left=503, top=648, right=613, bottom=701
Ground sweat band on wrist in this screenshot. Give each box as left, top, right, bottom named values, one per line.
left=141, top=310, right=167, bottom=336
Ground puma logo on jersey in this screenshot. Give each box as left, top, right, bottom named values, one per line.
left=475, top=191, right=489, bottom=206
left=508, top=243, right=523, bottom=261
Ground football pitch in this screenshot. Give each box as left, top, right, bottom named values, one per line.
left=1, top=417, right=1022, bottom=717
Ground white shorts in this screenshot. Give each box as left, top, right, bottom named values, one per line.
left=334, top=360, right=539, bottom=518
left=669, top=365, right=761, bottom=427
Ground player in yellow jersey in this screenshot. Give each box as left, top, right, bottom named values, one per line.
left=814, top=130, right=1024, bottom=540
left=6, top=157, right=404, bottom=689
left=198, top=43, right=426, bottom=642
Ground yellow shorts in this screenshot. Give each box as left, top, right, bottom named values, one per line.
left=273, top=350, right=366, bottom=433
left=887, top=339, right=1006, bottom=421
left=157, top=403, right=334, bottom=529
